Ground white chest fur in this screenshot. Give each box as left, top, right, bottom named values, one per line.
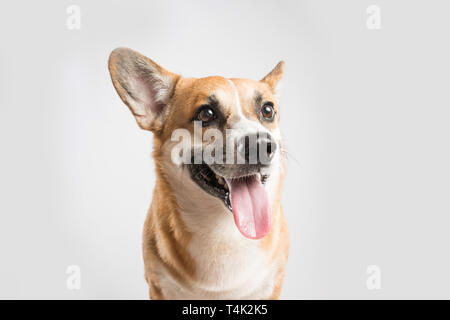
left=157, top=205, right=278, bottom=299
left=157, top=169, right=278, bottom=299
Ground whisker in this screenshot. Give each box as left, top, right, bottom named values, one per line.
left=280, top=145, right=302, bottom=168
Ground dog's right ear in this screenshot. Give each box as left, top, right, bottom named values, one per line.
left=108, top=48, right=180, bottom=132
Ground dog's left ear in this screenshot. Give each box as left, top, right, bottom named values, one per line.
left=261, top=61, right=285, bottom=95
left=108, top=47, right=180, bottom=132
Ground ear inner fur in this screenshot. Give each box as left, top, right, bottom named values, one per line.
left=261, top=61, right=285, bottom=93
left=108, top=47, right=180, bottom=132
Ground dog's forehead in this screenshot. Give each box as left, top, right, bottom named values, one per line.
left=186, top=76, right=233, bottom=101
left=189, top=77, right=272, bottom=116
left=229, top=78, right=269, bottom=101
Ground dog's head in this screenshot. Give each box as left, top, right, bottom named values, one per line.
left=109, top=48, right=285, bottom=239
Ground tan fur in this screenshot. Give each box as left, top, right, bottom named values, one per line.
left=108, top=48, right=289, bottom=299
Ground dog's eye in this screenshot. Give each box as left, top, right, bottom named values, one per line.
left=260, top=103, right=275, bottom=121
left=196, top=106, right=216, bottom=124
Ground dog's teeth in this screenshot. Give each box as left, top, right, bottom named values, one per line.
left=218, top=177, right=225, bottom=185
left=224, top=183, right=229, bottom=190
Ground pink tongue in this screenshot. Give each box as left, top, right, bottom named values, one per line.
left=226, top=176, right=271, bottom=239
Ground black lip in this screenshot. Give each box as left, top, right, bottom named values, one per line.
left=188, top=163, right=232, bottom=211
left=187, top=163, right=268, bottom=212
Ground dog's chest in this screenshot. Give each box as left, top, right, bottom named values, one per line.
left=158, top=211, right=277, bottom=299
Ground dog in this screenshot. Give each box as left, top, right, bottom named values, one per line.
left=108, top=48, right=289, bottom=299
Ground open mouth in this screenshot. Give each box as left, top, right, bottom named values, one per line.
left=188, top=163, right=271, bottom=239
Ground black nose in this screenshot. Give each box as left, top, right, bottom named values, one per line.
left=237, top=133, right=277, bottom=165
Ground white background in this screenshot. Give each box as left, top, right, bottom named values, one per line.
left=1, top=0, right=449, bottom=299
